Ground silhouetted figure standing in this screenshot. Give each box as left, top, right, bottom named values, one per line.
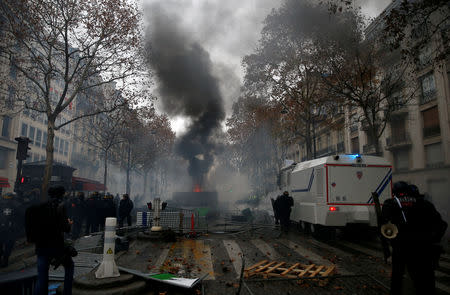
left=69, top=192, right=85, bottom=239
left=27, top=186, right=74, bottom=295
left=85, top=193, right=98, bottom=234
left=274, top=191, right=294, bottom=233
left=118, top=194, right=133, bottom=227
left=0, top=193, right=22, bottom=267
left=382, top=181, right=447, bottom=295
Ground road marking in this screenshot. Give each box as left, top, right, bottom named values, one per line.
left=181, top=240, right=215, bottom=280
left=154, top=246, right=171, bottom=270
left=336, top=240, right=381, bottom=258
left=279, top=239, right=332, bottom=265
left=251, top=239, right=281, bottom=260
left=223, top=240, right=243, bottom=278
left=304, top=237, right=350, bottom=258
left=280, top=239, right=353, bottom=275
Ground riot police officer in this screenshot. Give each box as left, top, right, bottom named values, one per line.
left=0, top=193, right=22, bottom=267
left=274, top=191, right=294, bottom=233
left=85, top=192, right=98, bottom=234
left=69, top=192, right=86, bottom=239
left=382, top=181, right=447, bottom=295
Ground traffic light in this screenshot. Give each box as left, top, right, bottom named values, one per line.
left=147, top=202, right=152, bottom=210
left=15, top=136, right=31, bottom=160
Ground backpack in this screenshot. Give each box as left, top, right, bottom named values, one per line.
left=25, top=201, right=62, bottom=243
left=25, top=203, right=43, bottom=243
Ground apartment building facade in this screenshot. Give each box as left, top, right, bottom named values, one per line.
left=285, top=0, right=450, bottom=230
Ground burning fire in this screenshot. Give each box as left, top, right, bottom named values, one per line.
left=193, top=184, right=202, bottom=192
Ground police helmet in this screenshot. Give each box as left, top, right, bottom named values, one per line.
left=392, top=181, right=409, bottom=197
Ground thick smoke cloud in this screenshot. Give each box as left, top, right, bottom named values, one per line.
left=146, top=4, right=225, bottom=185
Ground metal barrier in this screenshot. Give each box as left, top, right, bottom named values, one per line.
left=136, top=207, right=207, bottom=233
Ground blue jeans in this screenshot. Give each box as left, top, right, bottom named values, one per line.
left=34, top=250, right=74, bottom=295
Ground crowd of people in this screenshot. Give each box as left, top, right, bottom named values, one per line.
left=65, top=192, right=134, bottom=239
left=0, top=190, right=135, bottom=269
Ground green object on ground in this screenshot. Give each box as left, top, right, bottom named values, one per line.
left=197, top=207, right=209, bottom=217
left=150, top=273, right=175, bottom=280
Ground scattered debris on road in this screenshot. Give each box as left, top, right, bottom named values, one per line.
left=244, top=259, right=336, bottom=280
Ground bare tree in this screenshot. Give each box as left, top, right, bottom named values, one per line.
left=316, top=17, right=417, bottom=155
left=242, top=0, right=338, bottom=160
left=75, top=107, right=125, bottom=194
left=0, top=0, right=148, bottom=200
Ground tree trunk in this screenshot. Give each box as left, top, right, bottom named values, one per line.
left=143, top=170, right=148, bottom=197
left=103, top=151, right=108, bottom=195
left=41, top=119, right=55, bottom=202
left=305, top=121, right=313, bottom=160
left=126, top=143, right=131, bottom=195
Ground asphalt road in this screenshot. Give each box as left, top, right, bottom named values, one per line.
left=116, top=224, right=450, bottom=295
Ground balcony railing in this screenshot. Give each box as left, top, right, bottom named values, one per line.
left=386, top=132, right=412, bottom=150
left=423, top=126, right=441, bottom=138
left=420, top=90, right=437, bottom=105
left=316, top=147, right=336, bottom=157
left=363, top=144, right=376, bottom=154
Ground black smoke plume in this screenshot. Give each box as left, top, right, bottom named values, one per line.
left=146, top=5, right=225, bottom=187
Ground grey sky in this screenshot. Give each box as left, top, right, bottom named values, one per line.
left=143, top=0, right=392, bottom=134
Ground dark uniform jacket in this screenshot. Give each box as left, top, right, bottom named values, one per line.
left=382, top=196, right=447, bottom=247
left=274, top=194, right=294, bottom=215
left=119, top=199, right=133, bottom=218
left=0, top=198, right=22, bottom=239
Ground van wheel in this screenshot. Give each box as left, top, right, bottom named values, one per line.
left=298, top=221, right=310, bottom=233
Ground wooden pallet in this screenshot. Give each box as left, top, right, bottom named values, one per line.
left=244, top=260, right=336, bottom=279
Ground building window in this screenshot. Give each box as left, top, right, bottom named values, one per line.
left=425, top=143, right=444, bottom=168
left=42, top=132, right=47, bottom=149
left=351, top=137, right=359, bottom=154
left=35, top=129, right=42, bottom=148
left=418, top=44, right=432, bottom=68
left=59, top=139, right=64, bottom=154
left=420, top=72, right=437, bottom=104
left=29, top=126, right=35, bottom=145
left=1, top=116, right=11, bottom=138
left=54, top=137, right=59, bottom=153
left=422, top=106, right=440, bottom=138
left=0, top=148, right=7, bottom=169
left=394, top=150, right=409, bottom=171
left=64, top=140, right=68, bottom=156
left=21, top=123, right=28, bottom=137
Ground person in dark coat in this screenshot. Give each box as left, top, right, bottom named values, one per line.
left=33, top=186, right=74, bottom=295
left=0, top=193, right=22, bottom=267
left=102, top=194, right=116, bottom=220
left=69, top=192, right=85, bottom=239
left=118, top=194, right=133, bottom=227
left=382, top=181, right=447, bottom=295
left=274, top=191, right=294, bottom=233
left=85, top=193, right=98, bottom=234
